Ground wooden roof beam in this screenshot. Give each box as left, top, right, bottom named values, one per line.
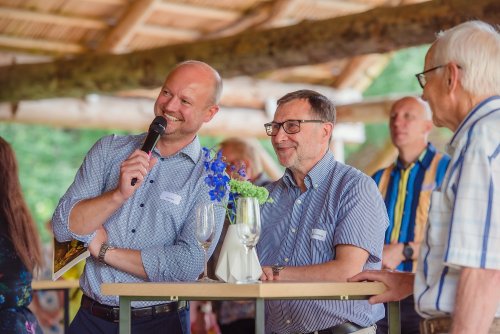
left=315, top=0, right=372, bottom=11
left=97, top=0, right=161, bottom=53
left=155, top=1, right=240, bottom=21
left=0, top=35, right=85, bottom=54
left=137, top=24, right=200, bottom=41
left=1, top=0, right=498, bottom=102
left=0, top=7, right=108, bottom=29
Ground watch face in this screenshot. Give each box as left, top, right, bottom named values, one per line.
left=403, top=244, right=413, bottom=260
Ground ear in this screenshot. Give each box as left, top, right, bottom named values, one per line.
left=423, top=119, right=433, bottom=134
left=203, top=105, right=220, bottom=122
left=323, top=122, right=334, bottom=141
left=446, top=62, right=461, bottom=93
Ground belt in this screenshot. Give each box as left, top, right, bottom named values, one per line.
left=421, top=316, right=500, bottom=334
left=305, top=322, right=365, bottom=334
left=81, top=294, right=187, bottom=323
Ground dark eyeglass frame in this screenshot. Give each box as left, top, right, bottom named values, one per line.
left=264, top=119, right=325, bottom=136
left=415, top=64, right=463, bottom=89
left=415, top=65, right=445, bottom=89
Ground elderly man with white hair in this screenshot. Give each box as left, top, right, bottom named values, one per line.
left=350, top=20, right=500, bottom=334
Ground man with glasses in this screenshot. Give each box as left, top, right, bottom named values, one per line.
left=350, top=21, right=500, bottom=334
left=257, top=89, right=389, bottom=334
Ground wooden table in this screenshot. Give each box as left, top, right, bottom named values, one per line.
left=102, top=281, right=400, bottom=334
left=32, top=279, right=80, bottom=332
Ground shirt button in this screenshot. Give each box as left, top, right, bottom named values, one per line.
left=140, top=203, right=144, bottom=207
left=286, top=319, right=291, bottom=324
left=284, top=258, right=289, bottom=262
left=296, top=199, right=302, bottom=205
left=314, top=184, right=319, bottom=189
left=149, top=180, right=154, bottom=183
left=131, top=229, right=136, bottom=233
left=291, top=228, right=296, bottom=233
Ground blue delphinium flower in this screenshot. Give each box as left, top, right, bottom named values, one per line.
left=203, top=148, right=229, bottom=202
left=202, top=146, right=271, bottom=224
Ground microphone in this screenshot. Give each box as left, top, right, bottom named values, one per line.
left=131, top=116, right=167, bottom=186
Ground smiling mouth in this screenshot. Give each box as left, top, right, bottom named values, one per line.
left=164, top=114, right=180, bottom=122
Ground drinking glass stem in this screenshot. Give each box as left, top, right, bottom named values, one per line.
left=246, top=246, right=253, bottom=281
left=203, top=247, right=208, bottom=279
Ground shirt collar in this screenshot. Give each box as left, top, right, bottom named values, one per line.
left=150, top=135, right=201, bottom=164
left=395, top=142, right=436, bottom=170
left=283, top=151, right=334, bottom=190
left=447, top=95, right=500, bottom=152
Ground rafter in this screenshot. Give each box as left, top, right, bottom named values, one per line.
left=97, top=0, right=160, bottom=53
left=0, top=35, right=85, bottom=54
left=137, top=24, right=200, bottom=41
left=0, top=7, right=108, bottom=29
left=1, top=0, right=498, bottom=102
left=155, top=1, right=239, bottom=21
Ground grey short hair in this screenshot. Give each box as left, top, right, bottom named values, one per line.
left=431, top=21, right=500, bottom=96
left=277, top=89, right=336, bottom=124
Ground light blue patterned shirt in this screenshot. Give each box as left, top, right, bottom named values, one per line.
left=415, top=96, right=500, bottom=318
left=52, top=134, right=225, bottom=307
left=257, top=151, right=388, bottom=334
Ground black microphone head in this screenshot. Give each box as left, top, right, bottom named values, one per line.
left=150, top=116, right=167, bottom=135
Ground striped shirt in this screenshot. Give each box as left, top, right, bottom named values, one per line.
left=415, top=96, right=500, bottom=317
left=257, top=151, right=388, bottom=334
left=52, top=134, right=225, bottom=307
left=372, top=143, right=450, bottom=272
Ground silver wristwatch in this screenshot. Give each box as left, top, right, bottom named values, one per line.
left=98, top=243, right=114, bottom=264
left=272, top=265, right=285, bottom=277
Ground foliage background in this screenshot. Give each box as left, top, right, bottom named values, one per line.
left=1, top=45, right=451, bottom=244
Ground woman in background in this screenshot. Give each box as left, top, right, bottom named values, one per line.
left=0, top=136, right=44, bottom=334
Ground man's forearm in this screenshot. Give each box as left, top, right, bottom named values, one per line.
left=277, top=261, right=358, bottom=281
left=103, top=248, right=148, bottom=279
left=276, top=245, right=369, bottom=281
left=451, top=267, right=500, bottom=334
left=69, top=189, right=126, bottom=235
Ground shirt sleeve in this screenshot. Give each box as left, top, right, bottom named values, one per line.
left=334, top=173, right=389, bottom=264
left=140, top=185, right=227, bottom=282
left=51, top=136, right=112, bottom=244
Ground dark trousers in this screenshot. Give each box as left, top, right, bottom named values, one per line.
left=376, top=295, right=422, bottom=334
left=68, top=305, right=190, bottom=334
left=220, top=318, right=255, bottom=334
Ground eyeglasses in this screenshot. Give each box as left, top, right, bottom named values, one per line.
left=415, top=65, right=445, bottom=89
left=264, top=119, right=325, bottom=136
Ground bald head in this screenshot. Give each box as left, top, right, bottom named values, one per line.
left=219, top=137, right=263, bottom=181
left=389, top=97, right=433, bottom=152
left=170, top=60, right=223, bottom=105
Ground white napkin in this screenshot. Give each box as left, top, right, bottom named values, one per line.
left=215, top=224, right=262, bottom=283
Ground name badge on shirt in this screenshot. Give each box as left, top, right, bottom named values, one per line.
left=160, top=191, right=182, bottom=205
left=311, top=229, right=327, bottom=241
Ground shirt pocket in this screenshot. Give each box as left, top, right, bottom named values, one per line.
left=426, top=191, right=452, bottom=249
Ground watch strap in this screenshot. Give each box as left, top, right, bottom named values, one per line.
left=403, top=242, right=413, bottom=261
left=272, top=265, right=285, bottom=276
left=98, top=243, right=114, bottom=264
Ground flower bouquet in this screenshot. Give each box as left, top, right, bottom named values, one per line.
left=202, top=147, right=271, bottom=283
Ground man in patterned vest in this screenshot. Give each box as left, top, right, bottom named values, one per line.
left=372, top=96, right=450, bottom=334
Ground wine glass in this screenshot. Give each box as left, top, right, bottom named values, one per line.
left=235, top=197, right=261, bottom=284
left=195, top=202, right=218, bottom=282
